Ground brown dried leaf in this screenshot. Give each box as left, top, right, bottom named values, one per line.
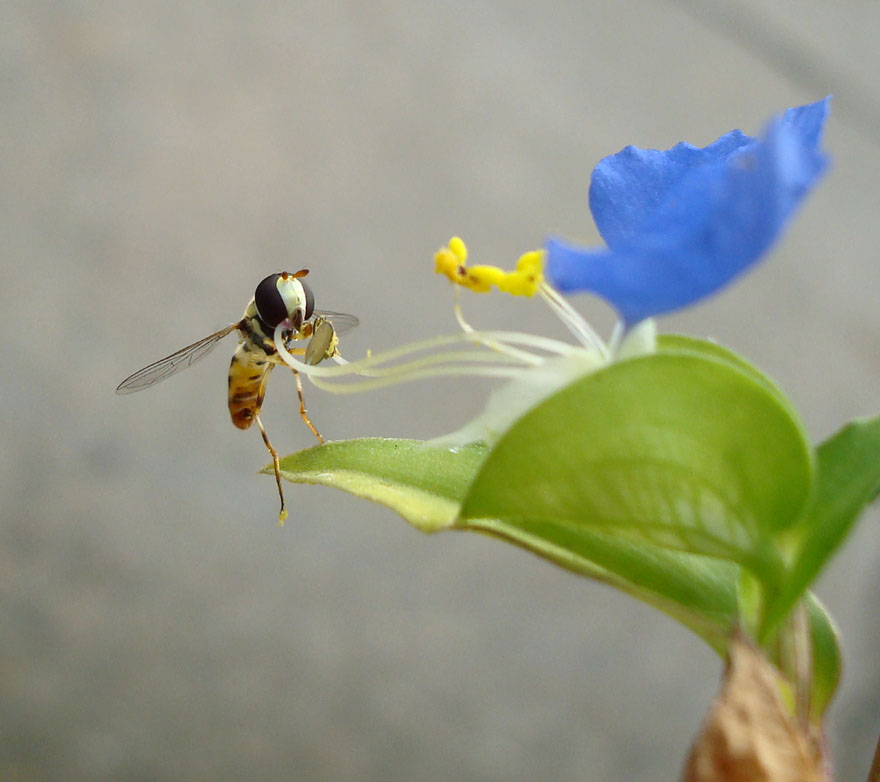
left=682, top=633, right=828, bottom=782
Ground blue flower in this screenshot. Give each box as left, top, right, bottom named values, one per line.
left=545, top=98, right=831, bottom=326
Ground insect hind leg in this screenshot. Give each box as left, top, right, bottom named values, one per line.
left=255, top=412, right=288, bottom=523
left=292, top=369, right=324, bottom=444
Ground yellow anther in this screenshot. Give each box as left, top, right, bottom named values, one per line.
left=434, top=237, right=544, bottom=297
left=434, top=247, right=461, bottom=283
left=448, top=236, right=467, bottom=263
left=463, top=264, right=508, bottom=293
left=516, top=250, right=543, bottom=276
left=498, top=251, right=544, bottom=296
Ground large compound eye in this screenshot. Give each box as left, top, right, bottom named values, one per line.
left=300, top=280, right=315, bottom=321
left=254, top=273, right=287, bottom=328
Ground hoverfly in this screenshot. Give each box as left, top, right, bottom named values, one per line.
left=117, top=270, right=358, bottom=522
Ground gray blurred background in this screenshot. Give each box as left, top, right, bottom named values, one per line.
left=3, top=1, right=879, bottom=779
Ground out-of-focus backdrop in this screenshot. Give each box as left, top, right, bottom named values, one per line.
left=3, top=2, right=879, bottom=779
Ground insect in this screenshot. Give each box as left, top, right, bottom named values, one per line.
left=117, top=270, right=358, bottom=522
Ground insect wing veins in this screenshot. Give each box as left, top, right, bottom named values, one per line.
left=313, top=310, right=359, bottom=336
left=116, top=323, right=240, bottom=394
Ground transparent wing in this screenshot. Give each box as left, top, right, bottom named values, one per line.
left=116, top=323, right=240, bottom=394
left=313, top=310, right=359, bottom=336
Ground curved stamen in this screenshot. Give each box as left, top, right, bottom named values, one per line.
left=539, top=281, right=608, bottom=356
left=275, top=324, right=578, bottom=374
left=273, top=321, right=587, bottom=395
left=306, top=364, right=530, bottom=394
left=453, top=292, right=545, bottom=366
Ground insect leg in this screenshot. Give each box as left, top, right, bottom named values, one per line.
left=255, top=412, right=288, bottom=523
left=293, top=369, right=324, bottom=443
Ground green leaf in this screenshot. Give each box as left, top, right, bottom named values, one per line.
left=272, top=438, right=488, bottom=532
left=272, top=339, right=842, bottom=714
left=273, top=437, right=747, bottom=649
left=761, top=415, right=880, bottom=637
left=459, top=349, right=813, bottom=577
left=273, top=437, right=741, bottom=645
left=273, top=434, right=840, bottom=716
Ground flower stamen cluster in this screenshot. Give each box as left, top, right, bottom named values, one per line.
left=434, top=236, right=544, bottom=297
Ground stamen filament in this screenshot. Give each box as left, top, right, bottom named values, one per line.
left=274, top=321, right=586, bottom=394
left=306, top=364, right=529, bottom=394
left=453, top=292, right=545, bottom=366
left=352, top=350, right=528, bottom=377
left=539, top=281, right=608, bottom=357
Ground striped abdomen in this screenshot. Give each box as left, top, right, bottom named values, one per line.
left=228, top=342, right=274, bottom=430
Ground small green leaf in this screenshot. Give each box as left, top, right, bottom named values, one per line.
left=762, top=415, right=880, bottom=637
left=804, top=593, right=842, bottom=717
left=272, top=438, right=488, bottom=532
left=460, top=349, right=813, bottom=576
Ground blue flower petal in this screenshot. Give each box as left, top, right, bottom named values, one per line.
left=546, top=98, right=831, bottom=325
